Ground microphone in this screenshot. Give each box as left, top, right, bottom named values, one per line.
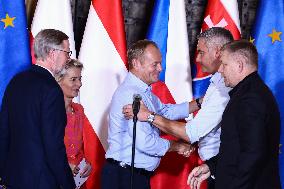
left=132, top=94, right=142, bottom=117
left=131, top=94, right=142, bottom=188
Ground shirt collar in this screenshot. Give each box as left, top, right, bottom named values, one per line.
left=128, top=72, right=150, bottom=92
left=210, top=72, right=222, bottom=84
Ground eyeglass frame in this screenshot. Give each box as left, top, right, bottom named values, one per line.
left=53, top=48, right=72, bottom=57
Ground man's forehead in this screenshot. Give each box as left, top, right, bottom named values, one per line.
left=197, top=38, right=206, bottom=45
left=62, top=40, right=70, bottom=46
left=145, top=45, right=161, bottom=56
left=197, top=39, right=208, bottom=50
left=220, top=50, right=237, bottom=62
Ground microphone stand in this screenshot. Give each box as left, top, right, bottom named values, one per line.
left=130, top=113, right=138, bottom=189
left=130, top=94, right=141, bottom=189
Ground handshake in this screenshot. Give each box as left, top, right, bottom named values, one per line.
left=168, top=140, right=195, bottom=157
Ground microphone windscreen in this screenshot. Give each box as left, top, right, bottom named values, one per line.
left=133, top=94, right=142, bottom=101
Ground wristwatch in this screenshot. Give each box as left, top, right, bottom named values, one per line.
left=196, top=98, right=202, bottom=109
left=147, top=112, right=156, bottom=124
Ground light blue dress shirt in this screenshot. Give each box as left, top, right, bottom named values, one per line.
left=106, top=72, right=189, bottom=171
left=185, top=72, right=231, bottom=160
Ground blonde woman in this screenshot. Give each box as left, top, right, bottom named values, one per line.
left=56, top=59, right=93, bottom=188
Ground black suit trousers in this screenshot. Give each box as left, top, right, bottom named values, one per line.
left=101, top=162, right=151, bottom=189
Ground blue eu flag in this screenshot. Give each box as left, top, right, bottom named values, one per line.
left=252, top=0, right=284, bottom=187
left=0, top=0, right=31, bottom=107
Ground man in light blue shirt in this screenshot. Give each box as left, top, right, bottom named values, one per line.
left=123, top=27, right=234, bottom=189
left=102, top=40, right=196, bottom=189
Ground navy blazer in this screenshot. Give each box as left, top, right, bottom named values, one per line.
left=207, top=72, right=281, bottom=189
left=0, top=65, right=75, bottom=189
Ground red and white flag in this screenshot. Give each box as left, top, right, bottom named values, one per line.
left=78, top=0, right=127, bottom=188
left=30, top=0, right=76, bottom=59
left=193, top=0, right=241, bottom=91
left=202, top=0, right=240, bottom=39
left=30, top=1, right=100, bottom=188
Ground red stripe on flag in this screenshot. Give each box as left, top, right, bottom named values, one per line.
left=151, top=78, right=202, bottom=189
left=195, top=0, right=241, bottom=79
left=92, top=0, right=127, bottom=67
left=202, top=0, right=241, bottom=39
left=152, top=81, right=176, bottom=104
left=80, top=1, right=128, bottom=188
left=29, top=32, right=36, bottom=65
left=83, top=117, right=105, bottom=189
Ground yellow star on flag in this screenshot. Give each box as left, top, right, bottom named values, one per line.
left=1, top=13, right=16, bottom=29
left=268, top=29, right=282, bottom=43
left=249, top=36, right=255, bottom=44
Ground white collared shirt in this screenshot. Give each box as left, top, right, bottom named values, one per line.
left=185, top=72, right=231, bottom=160
left=106, top=72, right=189, bottom=171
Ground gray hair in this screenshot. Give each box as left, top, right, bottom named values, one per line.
left=33, top=29, right=69, bottom=61
left=221, top=39, right=258, bottom=68
left=55, top=59, right=83, bottom=82
left=127, top=39, right=159, bottom=70
left=198, top=27, right=234, bottom=49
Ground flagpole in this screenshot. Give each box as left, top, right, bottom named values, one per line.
left=73, top=0, right=78, bottom=57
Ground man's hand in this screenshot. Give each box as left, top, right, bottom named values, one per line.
left=69, top=163, right=80, bottom=177
left=187, top=164, right=211, bottom=189
left=168, top=140, right=195, bottom=157
left=122, top=101, right=150, bottom=121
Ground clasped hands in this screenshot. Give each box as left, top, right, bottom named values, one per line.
left=169, top=140, right=195, bottom=157
left=69, top=161, right=92, bottom=178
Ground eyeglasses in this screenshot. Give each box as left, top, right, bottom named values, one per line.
left=53, top=48, right=72, bottom=57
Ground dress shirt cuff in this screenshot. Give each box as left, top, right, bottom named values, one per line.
left=159, top=101, right=189, bottom=120
left=185, top=121, right=199, bottom=143
left=175, top=102, right=189, bottom=118
left=157, top=138, right=171, bottom=156
left=163, top=102, right=189, bottom=120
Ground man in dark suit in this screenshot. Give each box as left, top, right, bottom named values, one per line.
left=188, top=40, right=281, bottom=189
left=0, top=29, right=76, bottom=189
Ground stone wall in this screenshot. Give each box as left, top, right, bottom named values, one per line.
left=71, top=0, right=258, bottom=59
left=26, top=0, right=258, bottom=58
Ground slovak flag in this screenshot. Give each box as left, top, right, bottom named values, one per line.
left=192, top=0, right=241, bottom=98
left=78, top=0, right=127, bottom=188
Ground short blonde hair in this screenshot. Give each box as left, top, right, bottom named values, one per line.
left=55, top=59, right=83, bottom=82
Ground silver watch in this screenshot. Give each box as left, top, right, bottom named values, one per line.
left=147, top=112, right=156, bottom=124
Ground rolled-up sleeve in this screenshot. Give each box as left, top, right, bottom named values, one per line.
left=158, top=101, right=189, bottom=120
left=186, top=82, right=230, bottom=143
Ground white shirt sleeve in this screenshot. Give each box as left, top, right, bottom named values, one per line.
left=186, top=74, right=231, bottom=143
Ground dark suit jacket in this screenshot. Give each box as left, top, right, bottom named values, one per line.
left=207, top=72, right=281, bottom=189
left=0, top=65, right=75, bottom=189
